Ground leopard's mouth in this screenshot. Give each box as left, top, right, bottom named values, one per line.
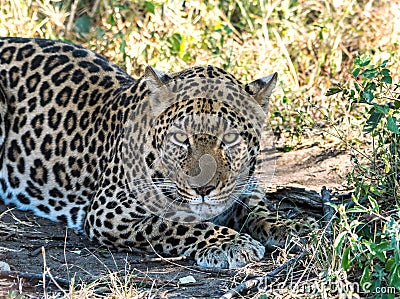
left=176, top=185, right=233, bottom=206
left=160, top=188, right=189, bottom=203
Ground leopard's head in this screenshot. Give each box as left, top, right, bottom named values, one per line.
left=139, top=66, right=277, bottom=220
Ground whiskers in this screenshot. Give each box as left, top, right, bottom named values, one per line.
left=111, top=162, right=272, bottom=220
left=116, top=176, right=196, bottom=219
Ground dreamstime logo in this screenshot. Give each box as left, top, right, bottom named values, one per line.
left=122, top=68, right=277, bottom=223
left=257, top=280, right=397, bottom=296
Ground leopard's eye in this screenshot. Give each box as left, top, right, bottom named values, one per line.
left=172, top=131, right=189, bottom=146
left=222, top=132, right=240, bottom=146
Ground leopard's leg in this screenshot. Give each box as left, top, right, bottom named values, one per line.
left=84, top=187, right=265, bottom=268
left=216, top=185, right=318, bottom=251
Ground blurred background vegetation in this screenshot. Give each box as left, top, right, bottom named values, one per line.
left=1, top=0, right=400, bottom=297
left=1, top=0, right=399, bottom=146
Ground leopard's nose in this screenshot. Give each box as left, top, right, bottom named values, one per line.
left=193, top=185, right=215, bottom=196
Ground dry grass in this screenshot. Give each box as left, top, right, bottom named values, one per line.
left=1, top=1, right=399, bottom=140
left=1, top=0, right=400, bottom=298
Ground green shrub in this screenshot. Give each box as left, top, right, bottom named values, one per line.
left=328, top=55, right=400, bottom=298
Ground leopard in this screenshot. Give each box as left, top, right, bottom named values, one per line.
left=0, top=37, right=313, bottom=268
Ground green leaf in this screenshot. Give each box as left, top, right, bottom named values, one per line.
left=283, top=145, right=293, bottom=152
left=74, top=15, right=92, bottom=34
left=289, top=0, right=298, bottom=9
left=387, top=117, right=400, bottom=134
left=355, top=54, right=371, bottom=67
left=342, top=247, right=351, bottom=270
left=381, top=68, right=390, bottom=76
left=144, top=1, right=155, bottom=14
left=326, top=87, right=343, bottom=96
left=167, top=33, right=182, bottom=53
left=365, top=81, right=377, bottom=91
left=386, top=257, right=395, bottom=272
left=375, top=251, right=386, bottom=263
left=347, top=206, right=368, bottom=213
left=389, top=265, right=400, bottom=288
left=375, top=105, right=389, bottom=114
left=352, top=67, right=361, bottom=77
left=107, top=14, right=116, bottom=26
left=334, top=231, right=347, bottom=252
left=363, top=112, right=383, bottom=133
left=360, top=267, right=372, bottom=291
left=120, top=39, right=126, bottom=54
left=368, top=195, right=380, bottom=212
left=182, top=53, right=191, bottom=61
left=381, top=60, right=389, bottom=67
left=370, top=241, right=389, bottom=262
left=223, top=25, right=233, bottom=34
left=363, top=90, right=374, bottom=101
left=382, top=76, right=393, bottom=84
left=362, top=68, right=379, bottom=79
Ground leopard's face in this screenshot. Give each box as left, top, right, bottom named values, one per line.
left=139, top=66, right=273, bottom=220
left=155, top=111, right=253, bottom=216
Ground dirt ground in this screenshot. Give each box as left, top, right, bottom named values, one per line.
left=0, top=139, right=353, bottom=299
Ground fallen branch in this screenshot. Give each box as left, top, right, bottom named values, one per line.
left=265, top=185, right=323, bottom=210
left=0, top=270, right=70, bottom=286
left=219, top=251, right=306, bottom=299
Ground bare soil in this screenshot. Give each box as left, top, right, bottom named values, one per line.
left=0, top=141, right=352, bottom=299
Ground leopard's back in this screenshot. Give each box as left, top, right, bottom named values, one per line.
left=0, top=37, right=134, bottom=228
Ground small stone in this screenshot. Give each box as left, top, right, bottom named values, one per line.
left=0, top=261, right=11, bottom=271
left=179, top=275, right=196, bottom=284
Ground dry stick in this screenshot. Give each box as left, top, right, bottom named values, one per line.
left=89, top=0, right=101, bottom=18
left=219, top=251, right=306, bottom=299
left=42, top=246, right=48, bottom=299
left=132, top=255, right=189, bottom=264
left=66, top=0, right=78, bottom=34
left=0, top=270, right=70, bottom=286
left=191, top=265, right=257, bottom=279
left=131, top=275, right=204, bottom=288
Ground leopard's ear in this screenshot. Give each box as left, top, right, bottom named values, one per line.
left=245, top=72, right=278, bottom=112
left=144, top=66, right=172, bottom=88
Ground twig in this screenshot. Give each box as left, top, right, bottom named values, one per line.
left=30, top=243, right=105, bottom=257
left=191, top=265, right=257, bottom=279
left=89, top=0, right=101, bottom=18
left=42, top=246, right=48, bottom=299
left=66, top=0, right=78, bottom=34
left=131, top=255, right=189, bottom=264
left=0, top=270, right=70, bottom=286
left=219, top=251, right=306, bottom=299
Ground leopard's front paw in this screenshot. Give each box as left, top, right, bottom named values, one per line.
left=194, top=234, right=265, bottom=268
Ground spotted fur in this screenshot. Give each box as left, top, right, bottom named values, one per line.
left=0, top=37, right=313, bottom=268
